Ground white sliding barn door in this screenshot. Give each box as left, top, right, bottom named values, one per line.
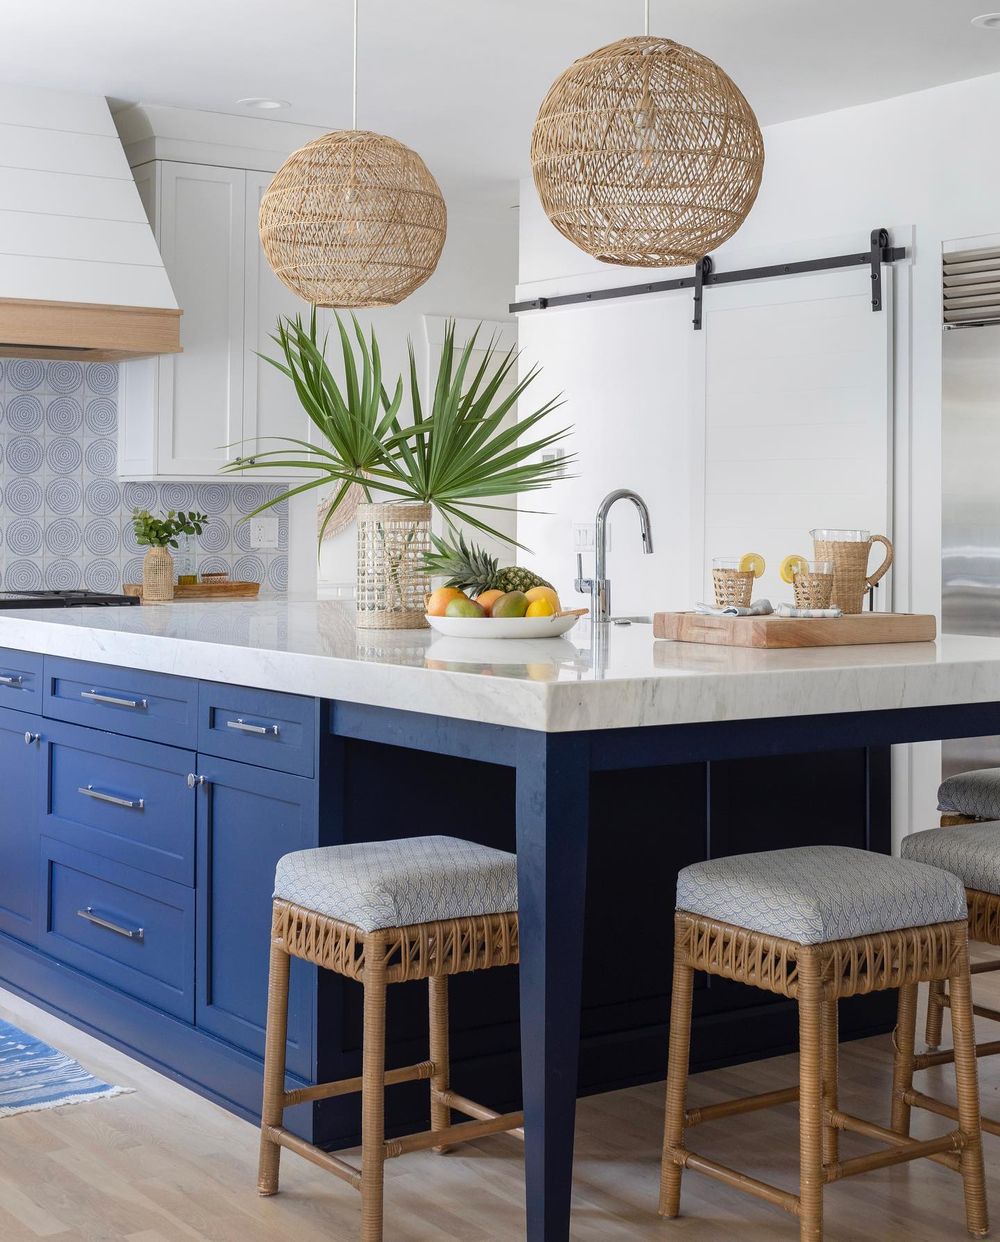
left=692, top=270, right=893, bottom=608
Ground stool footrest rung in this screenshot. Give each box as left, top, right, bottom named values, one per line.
left=914, top=1039, right=1000, bottom=1070
left=828, top=1108, right=963, bottom=1172
left=936, top=989, right=1000, bottom=1024
left=264, top=1126, right=362, bottom=1189
left=282, top=1060, right=435, bottom=1107
left=904, top=1088, right=1000, bottom=1139
left=433, top=1089, right=525, bottom=1139
left=826, top=1132, right=963, bottom=1182
left=685, top=1084, right=799, bottom=1127
left=385, top=1110, right=524, bottom=1159
left=668, top=1148, right=799, bottom=1216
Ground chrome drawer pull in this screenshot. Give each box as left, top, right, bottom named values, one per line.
left=77, top=907, right=144, bottom=941
left=81, top=690, right=148, bottom=710
left=78, top=784, right=145, bottom=811
left=226, top=718, right=280, bottom=737
left=0, top=674, right=23, bottom=688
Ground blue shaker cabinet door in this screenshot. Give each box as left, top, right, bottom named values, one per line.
left=194, top=755, right=316, bottom=1079
left=0, top=707, right=43, bottom=941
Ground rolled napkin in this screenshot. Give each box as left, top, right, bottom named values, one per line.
left=694, top=599, right=774, bottom=618
left=774, top=602, right=843, bottom=619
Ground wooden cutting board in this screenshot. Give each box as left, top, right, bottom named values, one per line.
left=124, top=581, right=260, bottom=603
left=653, top=611, right=937, bottom=649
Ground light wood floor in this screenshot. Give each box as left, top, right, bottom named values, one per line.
left=2, top=976, right=1000, bottom=1242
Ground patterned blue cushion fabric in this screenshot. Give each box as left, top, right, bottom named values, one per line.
left=902, top=821, right=1000, bottom=896
left=273, top=836, right=518, bottom=932
left=938, top=768, right=1000, bottom=820
left=675, top=845, right=966, bottom=945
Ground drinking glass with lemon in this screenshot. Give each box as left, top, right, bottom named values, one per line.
left=712, top=553, right=764, bottom=608
left=780, top=554, right=834, bottom=609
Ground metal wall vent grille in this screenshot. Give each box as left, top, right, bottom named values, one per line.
left=944, top=246, right=1000, bottom=328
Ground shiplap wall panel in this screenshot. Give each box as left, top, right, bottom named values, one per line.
left=0, top=86, right=176, bottom=308
left=695, top=269, right=892, bottom=607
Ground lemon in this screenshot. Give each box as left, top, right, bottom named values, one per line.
left=525, top=598, right=557, bottom=617
left=739, top=552, right=766, bottom=579
left=525, top=585, right=560, bottom=612
left=779, top=554, right=808, bottom=585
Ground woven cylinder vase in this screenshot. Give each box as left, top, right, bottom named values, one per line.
left=812, top=535, right=893, bottom=615
left=142, top=546, right=175, bottom=602
left=355, top=501, right=431, bottom=630
left=712, top=568, right=753, bottom=609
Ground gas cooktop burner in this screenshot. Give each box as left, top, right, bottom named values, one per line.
left=0, top=589, right=141, bottom=609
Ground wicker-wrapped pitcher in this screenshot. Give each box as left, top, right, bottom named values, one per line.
left=142, top=546, right=175, bottom=602
left=355, top=501, right=432, bottom=629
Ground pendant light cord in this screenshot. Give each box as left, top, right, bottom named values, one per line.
left=352, top=0, right=359, bottom=129
left=644, top=0, right=650, bottom=35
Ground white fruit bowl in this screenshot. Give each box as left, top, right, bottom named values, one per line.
left=425, top=613, right=583, bottom=639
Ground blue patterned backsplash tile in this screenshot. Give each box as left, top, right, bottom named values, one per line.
left=0, top=359, right=288, bottom=594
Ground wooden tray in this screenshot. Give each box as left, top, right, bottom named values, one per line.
left=653, top=611, right=937, bottom=649
left=124, top=581, right=261, bottom=603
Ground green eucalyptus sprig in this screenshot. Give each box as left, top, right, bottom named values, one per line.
left=132, top=509, right=208, bottom=550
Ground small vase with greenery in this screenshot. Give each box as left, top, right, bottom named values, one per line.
left=223, top=311, right=572, bottom=627
left=132, top=509, right=208, bottom=602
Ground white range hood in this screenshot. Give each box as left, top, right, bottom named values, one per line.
left=0, top=82, right=180, bottom=361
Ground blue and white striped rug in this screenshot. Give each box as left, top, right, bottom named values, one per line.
left=0, top=1017, right=133, bottom=1117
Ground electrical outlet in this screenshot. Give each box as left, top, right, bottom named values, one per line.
left=573, top=523, right=595, bottom=549
left=249, top=516, right=279, bottom=549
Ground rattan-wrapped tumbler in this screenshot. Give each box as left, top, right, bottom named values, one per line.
left=531, top=37, right=764, bottom=267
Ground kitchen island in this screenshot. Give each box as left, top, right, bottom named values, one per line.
left=2, top=599, right=1000, bottom=1242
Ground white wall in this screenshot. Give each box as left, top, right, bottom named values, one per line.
left=309, top=196, right=518, bottom=594
left=517, top=67, right=1000, bottom=837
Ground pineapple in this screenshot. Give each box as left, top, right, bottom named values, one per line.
left=422, top=531, right=552, bottom=597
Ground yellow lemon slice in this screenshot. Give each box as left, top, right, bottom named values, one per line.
left=779, top=554, right=808, bottom=585
left=739, top=552, right=766, bottom=579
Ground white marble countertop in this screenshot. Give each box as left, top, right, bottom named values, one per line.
left=0, top=599, right=999, bottom=733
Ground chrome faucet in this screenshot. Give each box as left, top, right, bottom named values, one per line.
left=575, top=489, right=654, bottom=622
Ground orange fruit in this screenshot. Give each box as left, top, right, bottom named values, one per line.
left=426, top=587, right=466, bottom=616
left=476, top=589, right=504, bottom=616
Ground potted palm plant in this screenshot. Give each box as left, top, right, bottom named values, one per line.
left=225, top=312, right=572, bottom=628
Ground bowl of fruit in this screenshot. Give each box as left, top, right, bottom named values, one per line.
left=423, top=533, right=585, bottom=639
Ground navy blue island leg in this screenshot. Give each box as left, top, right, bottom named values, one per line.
left=516, top=731, right=591, bottom=1242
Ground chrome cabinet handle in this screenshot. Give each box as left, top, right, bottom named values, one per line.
left=187, top=773, right=207, bottom=789
left=81, top=690, right=148, bottom=710
left=0, top=674, right=23, bottom=688
left=78, top=784, right=145, bottom=811
left=226, top=718, right=280, bottom=737
left=76, top=906, right=144, bottom=941
left=23, top=731, right=39, bottom=745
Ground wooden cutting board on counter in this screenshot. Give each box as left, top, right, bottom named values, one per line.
left=653, top=611, right=937, bottom=649
left=124, top=582, right=260, bottom=603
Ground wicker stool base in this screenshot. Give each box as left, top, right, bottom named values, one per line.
left=661, top=911, right=988, bottom=1241
left=258, top=900, right=522, bottom=1242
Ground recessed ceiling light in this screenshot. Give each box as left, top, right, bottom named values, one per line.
left=237, top=97, right=291, bottom=110
left=972, top=13, right=1000, bottom=28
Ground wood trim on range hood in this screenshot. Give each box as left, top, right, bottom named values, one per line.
left=0, top=297, right=182, bottom=363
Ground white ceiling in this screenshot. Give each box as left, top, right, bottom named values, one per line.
left=3, top=0, right=1000, bottom=198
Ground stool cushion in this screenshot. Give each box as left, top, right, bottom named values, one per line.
left=675, top=845, right=966, bottom=945
left=938, top=768, right=1000, bottom=821
left=273, top=835, right=517, bottom=932
left=902, top=821, right=1000, bottom=896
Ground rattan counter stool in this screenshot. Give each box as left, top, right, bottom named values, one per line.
left=938, top=768, right=1000, bottom=827
left=902, top=818, right=1000, bottom=1142
left=660, top=845, right=988, bottom=1242
left=257, top=835, right=522, bottom=1242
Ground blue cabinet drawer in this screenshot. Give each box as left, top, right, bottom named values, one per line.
left=44, top=720, right=196, bottom=885
left=198, top=683, right=316, bottom=777
left=43, top=657, right=197, bottom=748
left=0, top=648, right=42, bottom=708
left=40, top=839, right=194, bottom=1022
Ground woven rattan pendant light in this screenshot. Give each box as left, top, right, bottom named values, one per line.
left=259, top=0, right=446, bottom=308
left=531, top=1, right=764, bottom=268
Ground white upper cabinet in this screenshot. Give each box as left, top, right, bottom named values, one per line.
left=120, top=160, right=312, bottom=480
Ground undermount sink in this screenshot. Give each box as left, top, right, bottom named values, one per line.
left=609, top=616, right=651, bottom=625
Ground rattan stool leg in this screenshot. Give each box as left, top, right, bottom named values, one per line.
left=925, top=979, right=947, bottom=1050
left=890, top=982, right=919, bottom=1138
left=821, top=998, right=839, bottom=1168
left=428, top=974, right=452, bottom=1153
left=659, top=942, right=694, bottom=1219
left=361, top=939, right=388, bottom=1242
left=797, top=950, right=824, bottom=1242
left=257, top=931, right=291, bottom=1196
left=950, top=943, right=989, bottom=1239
